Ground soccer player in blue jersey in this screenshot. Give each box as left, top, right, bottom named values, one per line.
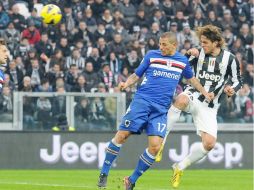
left=97, top=32, right=214, bottom=190
left=0, top=39, right=9, bottom=91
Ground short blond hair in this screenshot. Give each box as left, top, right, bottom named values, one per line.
left=160, top=32, right=177, bottom=44
left=195, top=25, right=225, bottom=48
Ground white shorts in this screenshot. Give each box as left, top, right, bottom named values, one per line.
left=182, top=90, right=218, bottom=138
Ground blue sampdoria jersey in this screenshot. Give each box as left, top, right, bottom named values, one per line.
left=0, top=69, right=4, bottom=91
left=134, top=50, right=193, bottom=107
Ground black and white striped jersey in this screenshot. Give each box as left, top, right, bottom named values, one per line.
left=187, top=48, right=242, bottom=108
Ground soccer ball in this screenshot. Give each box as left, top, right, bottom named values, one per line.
left=40, top=4, right=62, bottom=25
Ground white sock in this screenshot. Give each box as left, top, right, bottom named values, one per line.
left=167, top=105, right=182, bottom=132
left=178, top=143, right=209, bottom=170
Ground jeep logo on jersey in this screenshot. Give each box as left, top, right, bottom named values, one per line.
left=199, top=71, right=221, bottom=82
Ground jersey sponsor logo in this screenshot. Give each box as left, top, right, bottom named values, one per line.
left=199, top=70, right=221, bottom=82
left=153, top=70, right=180, bottom=80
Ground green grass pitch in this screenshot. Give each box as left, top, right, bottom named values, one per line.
left=0, top=170, right=252, bottom=190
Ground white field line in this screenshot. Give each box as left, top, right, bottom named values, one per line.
left=0, top=181, right=170, bottom=190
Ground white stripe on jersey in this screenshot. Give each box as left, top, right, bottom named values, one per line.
left=231, top=59, right=240, bottom=88
left=196, top=49, right=205, bottom=79
left=150, top=64, right=183, bottom=73
left=214, top=50, right=230, bottom=94
left=150, top=58, right=186, bottom=67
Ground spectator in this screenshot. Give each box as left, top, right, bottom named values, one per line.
left=86, top=47, right=104, bottom=73
left=82, top=7, right=97, bottom=33
left=124, top=49, right=141, bottom=73
left=9, top=4, right=26, bottom=32
left=0, top=2, right=9, bottom=30
left=21, top=20, right=41, bottom=45
left=161, top=0, right=176, bottom=20
left=71, top=20, right=94, bottom=44
left=239, top=23, right=253, bottom=48
left=98, top=8, right=114, bottom=30
left=6, top=59, right=24, bottom=90
left=55, top=37, right=71, bottom=57
left=3, top=73, right=15, bottom=92
left=47, top=63, right=64, bottom=88
left=96, top=37, right=110, bottom=60
left=189, top=9, right=207, bottom=29
left=90, top=0, right=107, bottom=20
left=35, top=32, right=53, bottom=58
left=207, top=10, right=223, bottom=29
left=36, top=96, right=52, bottom=129
left=83, top=61, right=99, bottom=92
left=65, top=64, right=79, bottom=87
left=25, top=58, right=45, bottom=90
left=14, top=37, right=30, bottom=59
left=94, top=22, right=112, bottom=43
left=139, top=0, right=156, bottom=18
left=65, top=48, right=85, bottom=70
left=74, top=97, right=92, bottom=131
left=62, top=4, right=76, bottom=33
left=149, top=8, right=167, bottom=32
left=206, top=0, right=224, bottom=20
left=119, top=0, right=136, bottom=24
left=20, top=76, right=32, bottom=92
left=220, top=9, right=238, bottom=33
left=176, top=0, right=194, bottom=17
left=108, top=33, right=126, bottom=59
left=48, top=49, right=66, bottom=72
left=108, top=51, right=122, bottom=82
left=71, top=74, right=89, bottom=92
left=99, top=62, right=115, bottom=91
left=27, top=8, right=42, bottom=29
left=0, top=85, right=13, bottom=122
left=3, top=21, right=20, bottom=52
left=52, top=115, right=75, bottom=131
left=35, top=78, right=53, bottom=92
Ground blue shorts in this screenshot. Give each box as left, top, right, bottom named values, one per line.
left=118, top=98, right=168, bottom=138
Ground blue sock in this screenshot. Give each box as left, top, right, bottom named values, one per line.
left=100, top=139, right=121, bottom=175
left=129, top=149, right=155, bottom=184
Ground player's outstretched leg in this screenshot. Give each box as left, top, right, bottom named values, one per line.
left=97, top=139, right=122, bottom=188
left=124, top=148, right=155, bottom=189
left=171, top=142, right=209, bottom=188
left=171, top=163, right=183, bottom=188
left=123, top=176, right=135, bottom=190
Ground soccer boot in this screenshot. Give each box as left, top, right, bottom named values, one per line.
left=97, top=173, right=107, bottom=188
left=171, top=163, right=183, bottom=188
left=123, top=176, right=135, bottom=190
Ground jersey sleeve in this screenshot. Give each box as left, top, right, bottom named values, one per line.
left=0, top=71, right=4, bottom=90
left=182, top=59, right=193, bottom=79
left=135, top=51, right=151, bottom=77
left=229, top=56, right=242, bottom=92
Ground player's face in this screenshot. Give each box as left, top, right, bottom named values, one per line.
left=159, top=37, right=176, bottom=56
left=0, top=45, right=9, bottom=64
left=200, top=35, right=218, bottom=55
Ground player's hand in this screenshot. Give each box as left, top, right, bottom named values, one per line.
left=204, top=92, right=215, bottom=102
left=224, top=85, right=235, bottom=97
left=187, top=48, right=199, bottom=57
left=118, top=82, right=127, bottom=91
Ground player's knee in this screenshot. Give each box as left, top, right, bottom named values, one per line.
left=148, top=144, right=161, bottom=156
left=203, top=140, right=216, bottom=151
left=174, top=94, right=189, bottom=109
left=114, top=131, right=130, bottom=144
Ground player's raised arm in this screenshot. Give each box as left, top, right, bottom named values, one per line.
left=119, top=73, right=140, bottom=90
left=187, top=77, right=214, bottom=101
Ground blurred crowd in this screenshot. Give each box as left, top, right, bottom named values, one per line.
left=0, top=0, right=253, bottom=128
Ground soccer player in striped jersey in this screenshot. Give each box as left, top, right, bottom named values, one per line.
left=167, top=25, right=242, bottom=188
left=97, top=32, right=214, bottom=190
left=0, top=39, right=9, bottom=91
